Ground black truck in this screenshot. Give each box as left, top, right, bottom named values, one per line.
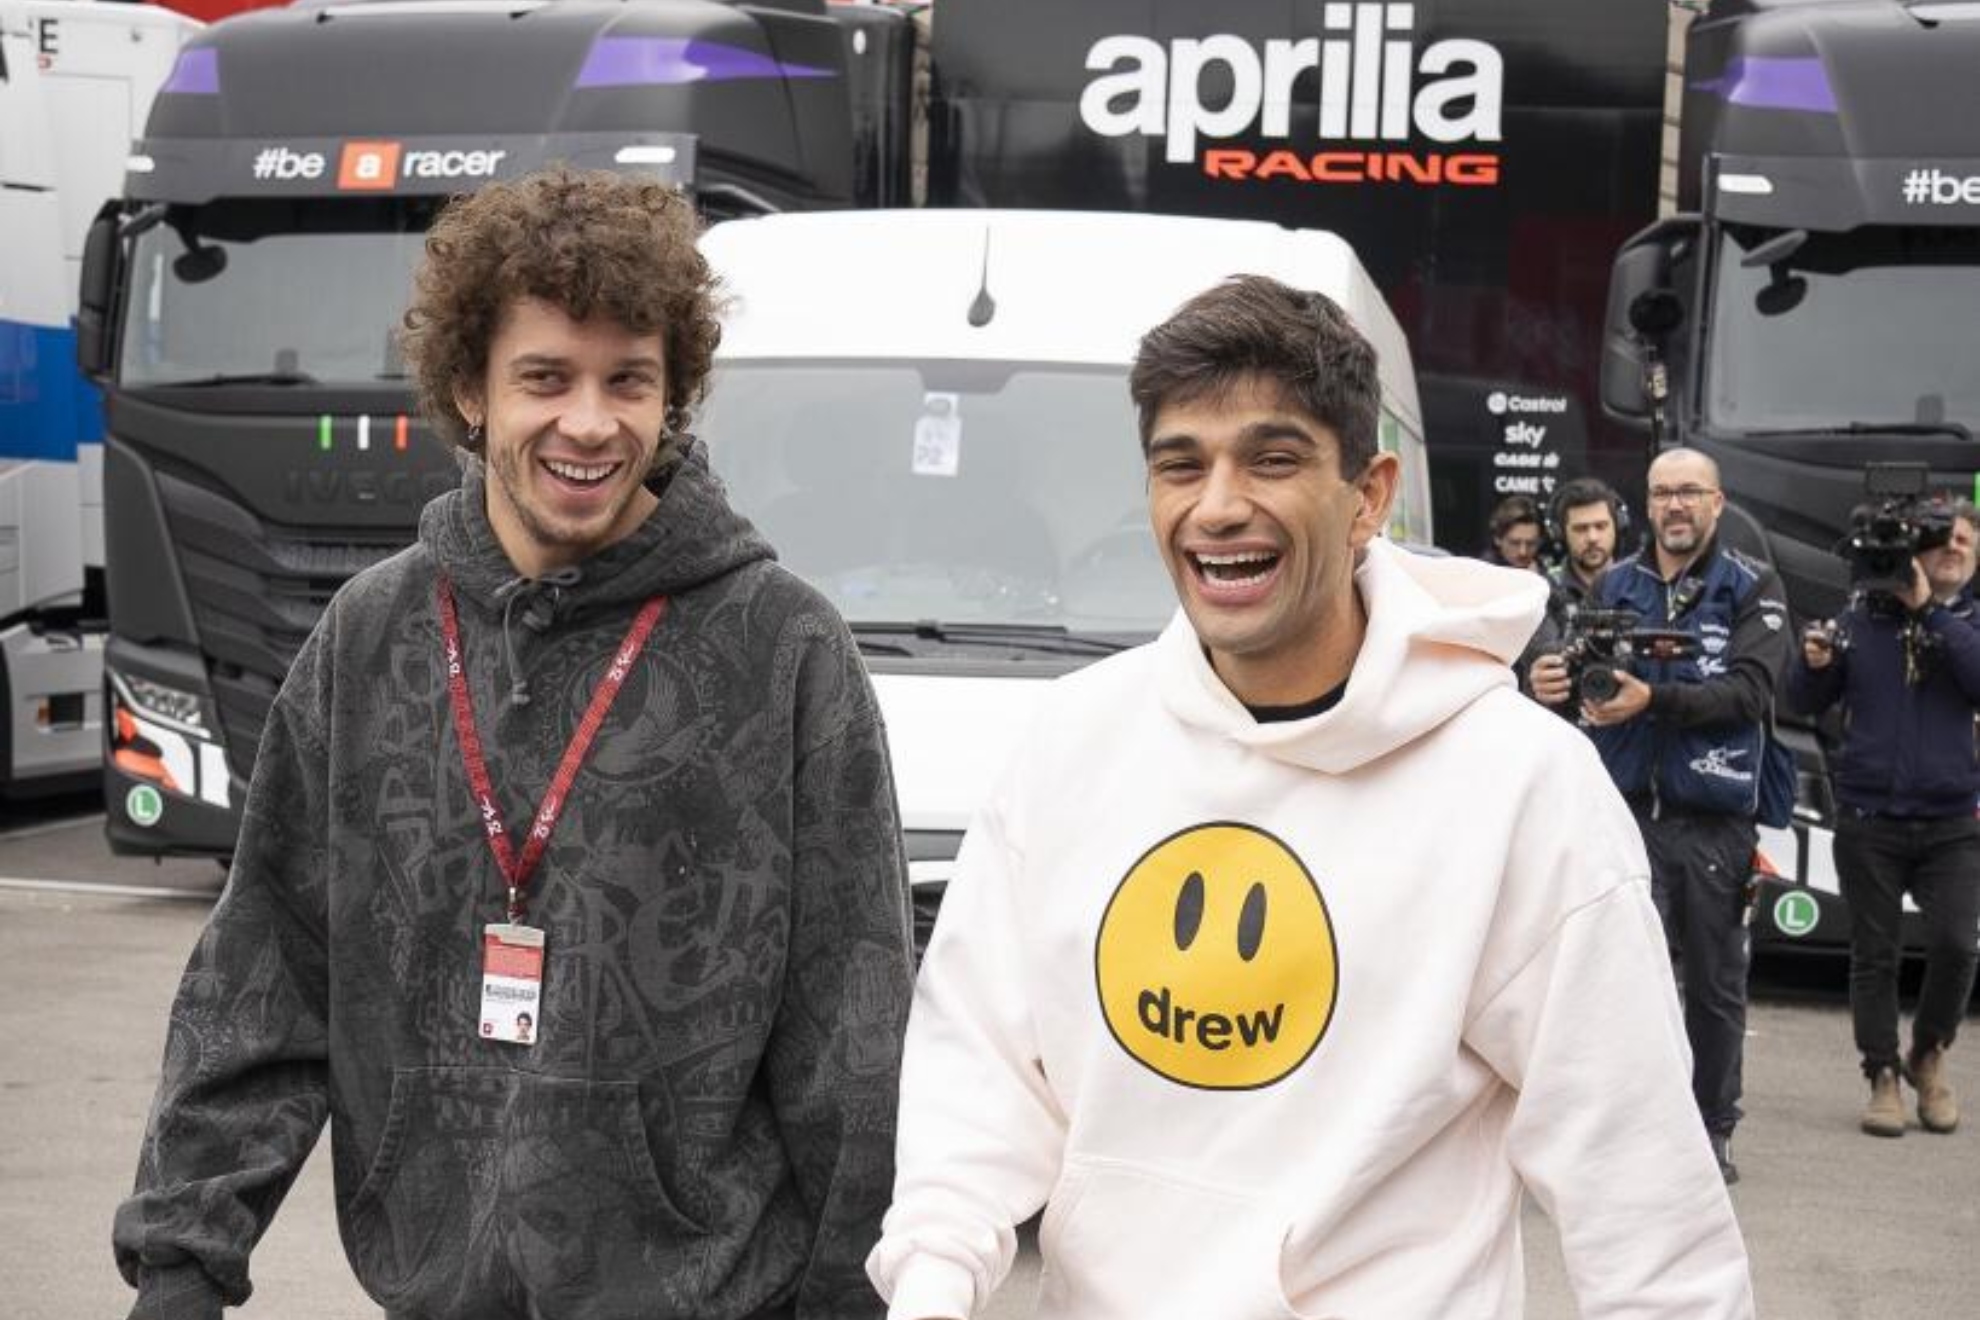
left=1600, top=0, right=1980, bottom=948
left=1603, top=0, right=1980, bottom=622
left=75, top=0, right=864, bottom=854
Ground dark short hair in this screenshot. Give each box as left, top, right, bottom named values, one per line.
left=1489, top=493, right=1543, bottom=537
left=398, top=167, right=722, bottom=453
left=1553, top=477, right=1622, bottom=525
left=1129, top=275, right=1380, bottom=474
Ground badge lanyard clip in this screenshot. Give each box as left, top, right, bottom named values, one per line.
left=437, top=576, right=667, bottom=1045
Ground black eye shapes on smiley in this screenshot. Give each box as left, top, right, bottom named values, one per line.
left=1173, top=871, right=1267, bottom=962
left=1097, top=823, right=1338, bottom=1090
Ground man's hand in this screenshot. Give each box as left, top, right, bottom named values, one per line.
left=1802, top=622, right=1836, bottom=671
left=1902, top=558, right=1934, bottom=613
left=1581, top=671, right=1652, bottom=726
left=1527, top=653, right=1573, bottom=706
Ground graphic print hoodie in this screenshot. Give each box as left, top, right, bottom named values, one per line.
left=115, top=445, right=914, bottom=1319
left=870, top=538, right=1752, bottom=1319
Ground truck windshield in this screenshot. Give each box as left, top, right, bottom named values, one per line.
left=118, top=198, right=439, bottom=388
left=697, top=360, right=1174, bottom=634
left=1705, top=224, right=1980, bottom=433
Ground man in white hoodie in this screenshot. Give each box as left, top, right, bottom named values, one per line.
left=866, top=276, right=1753, bottom=1320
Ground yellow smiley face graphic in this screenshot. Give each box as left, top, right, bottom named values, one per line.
left=1095, top=822, right=1338, bottom=1090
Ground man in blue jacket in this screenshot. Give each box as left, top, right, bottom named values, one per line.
left=1786, top=500, right=1980, bottom=1138
left=1533, top=448, right=1791, bottom=1183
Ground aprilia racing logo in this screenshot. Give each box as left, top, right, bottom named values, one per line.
left=1079, top=3, right=1504, bottom=187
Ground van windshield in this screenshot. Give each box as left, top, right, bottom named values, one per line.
left=117, top=198, right=438, bottom=388
left=698, top=359, right=1175, bottom=636
left=1705, top=224, right=1980, bottom=433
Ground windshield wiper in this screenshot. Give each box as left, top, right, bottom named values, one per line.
left=153, top=370, right=319, bottom=388
left=850, top=633, right=916, bottom=658
left=1737, top=421, right=1973, bottom=442
left=854, top=621, right=1136, bottom=657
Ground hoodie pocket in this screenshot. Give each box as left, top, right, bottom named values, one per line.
left=1033, top=1158, right=1317, bottom=1320
left=346, top=1067, right=707, bottom=1312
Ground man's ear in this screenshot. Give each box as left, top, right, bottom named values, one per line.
left=1350, top=452, right=1401, bottom=546
left=452, top=382, right=483, bottom=432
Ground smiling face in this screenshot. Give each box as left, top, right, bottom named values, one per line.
left=1922, top=514, right=1977, bottom=600
left=1146, top=375, right=1397, bottom=706
left=1095, top=823, right=1338, bottom=1090
left=1646, top=448, right=1725, bottom=566
left=457, top=297, right=669, bottom=579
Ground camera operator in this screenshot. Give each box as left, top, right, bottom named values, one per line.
left=1786, top=499, right=1980, bottom=1139
left=1531, top=448, right=1791, bottom=1183
left=1547, top=477, right=1626, bottom=621
left=1520, top=479, right=1624, bottom=701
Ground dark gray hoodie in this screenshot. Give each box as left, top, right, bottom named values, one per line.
left=114, top=443, right=914, bottom=1319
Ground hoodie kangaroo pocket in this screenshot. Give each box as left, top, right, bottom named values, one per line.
left=347, top=1067, right=707, bottom=1311
left=1034, top=1158, right=1313, bottom=1320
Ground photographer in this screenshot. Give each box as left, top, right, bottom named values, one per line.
left=1786, top=499, right=1980, bottom=1139
left=1532, top=448, right=1791, bottom=1183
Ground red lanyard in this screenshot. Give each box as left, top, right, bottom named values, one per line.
left=436, top=576, right=668, bottom=922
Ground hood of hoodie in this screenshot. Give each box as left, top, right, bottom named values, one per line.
left=417, top=439, right=775, bottom=623
left=1156, top=537, right=1547, bottom=775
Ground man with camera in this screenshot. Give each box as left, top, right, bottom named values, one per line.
left=1531, top=448, right=1791, bottom=1183
left=1518, top=478, right=1625, bottom=702
left=1786, top=497, right=1980, bottom=1138
left=1545, top=478, right=1625, bottom=622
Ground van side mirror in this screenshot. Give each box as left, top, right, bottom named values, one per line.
left=1600, top=216, right=1697, bottom=422
left=76, top=203, right=122, bottom=380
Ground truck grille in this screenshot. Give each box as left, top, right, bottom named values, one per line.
left=155, top=469, right=411, bottom=763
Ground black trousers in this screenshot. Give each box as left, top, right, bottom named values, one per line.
left=1833, top=812, right=1980, bottom=1075
left=1636, top=808, right=1755, bottom=1138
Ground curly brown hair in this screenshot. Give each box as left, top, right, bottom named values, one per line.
left=398, top=167, right=722, bottom=453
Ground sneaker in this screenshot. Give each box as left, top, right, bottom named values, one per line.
left=1908, top=1045, right=1959, bottom=1134
left=1710, top=1132, right=1739, bottom=1185
left=1861, top=1066, right=1906, bottom=1138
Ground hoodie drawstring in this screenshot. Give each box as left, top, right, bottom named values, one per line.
left=490, top=567, right=583, bottom=707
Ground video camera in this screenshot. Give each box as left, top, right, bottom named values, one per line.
left=1839, top=462, right=1955, bottom=598
left=1556, top=607, right=1697, bottom=705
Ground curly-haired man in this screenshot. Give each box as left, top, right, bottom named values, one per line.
left=114, top=169, right=914, bottom=1320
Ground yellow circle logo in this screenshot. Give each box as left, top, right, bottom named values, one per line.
left=1095, top=822, right=1338, bottom=1090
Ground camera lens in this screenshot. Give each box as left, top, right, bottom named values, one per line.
left=1580, top=667, right=1621, bottom=704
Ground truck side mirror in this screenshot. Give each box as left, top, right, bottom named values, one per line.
left=1600, top=215, right=1698, bottom=422
left=76, top=204, right=122, bottom=381
left=1628, top=289, right=1684, bottom=338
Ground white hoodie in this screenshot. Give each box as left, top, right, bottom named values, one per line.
left=868, top=538, right=1753, bottom=1320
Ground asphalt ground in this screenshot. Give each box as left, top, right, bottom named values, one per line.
left=3, top=805, right=1977, bottom=1319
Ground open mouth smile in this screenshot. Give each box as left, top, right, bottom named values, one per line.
left=1189, top=549, right=1283, bottom=591
left=541, top=457, right=623, bottom=490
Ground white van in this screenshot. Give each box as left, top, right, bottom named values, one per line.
left=697, top=209, right=1430, bottom=951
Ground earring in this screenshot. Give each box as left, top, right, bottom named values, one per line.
left=664, top=404, right=689, bottom=436
left=466, top=422, right=485, bottom=449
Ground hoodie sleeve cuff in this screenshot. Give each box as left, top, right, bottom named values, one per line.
left=131, top=1263, right=225, bottom=1320
left=885, top=1254, right=979, bottom=1319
